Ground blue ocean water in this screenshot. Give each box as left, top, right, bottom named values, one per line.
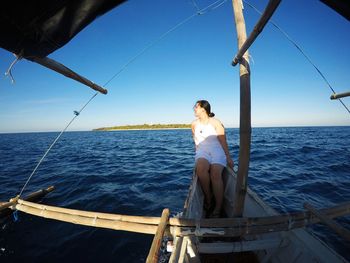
left=0, top=126, right=349, bottom=262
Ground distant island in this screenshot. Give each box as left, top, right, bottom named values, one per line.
left=93, top=123, right=191, bottom=131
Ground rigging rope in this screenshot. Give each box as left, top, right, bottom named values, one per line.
left=243, top=0, right=350, bottom=115
left=18, top=93, right=98, bottom=197
left=17, top=0, right=228, bottom=197
left=5, top=53, right=22, bottom=84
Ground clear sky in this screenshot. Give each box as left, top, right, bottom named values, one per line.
left=0, top=0, right=349, bottom=133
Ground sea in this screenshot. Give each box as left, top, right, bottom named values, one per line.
left=0, top=126, right=349, bottom=262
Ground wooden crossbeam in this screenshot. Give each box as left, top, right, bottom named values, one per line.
left=304, top=202, right=350, bottom=242
left=9, top=198, right=350, bottom=239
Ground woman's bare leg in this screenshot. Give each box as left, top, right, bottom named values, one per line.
left=196, top=158, right=211, bottom=207
left=210, top=164, right=224, bottom=215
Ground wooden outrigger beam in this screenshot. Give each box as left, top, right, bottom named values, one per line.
left=29, top=56, right=108, bottom=94
left=304, top=202, right=350, bottom=242
left=231, top=0, right=281, bottom=66
left=330, top=91, right=350, bottom=100
left=232, top=0, right=252, bottom=217
left=11, top=199, right=350, bottom=237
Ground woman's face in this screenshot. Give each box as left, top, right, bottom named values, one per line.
left=193, top=103, right=204, bottom=117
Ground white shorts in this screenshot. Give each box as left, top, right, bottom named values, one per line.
left=195, top=147, right=227, bottom=167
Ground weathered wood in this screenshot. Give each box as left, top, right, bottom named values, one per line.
left=14, top=199, right=350, bottom=230
left=169, top=201, right=350, bottom=227
left=171, top=201, right=350, bottom=237
left=29, top=56, right=108, bottom=94
left=304, top=202, right=350, bottom=242
left=232, top=0, right=252, bottom=217
left=146, top=208, right=170, bottom=263
left=330, top=91, right=350, bottom=100
left=0, top=196, right=19, bottom=212
left=0, top=186, right=55, bottom=219
left=198, top=238, right=285, bottom=253
left=232, top=0, right=281, bottom=66
left=24, top=186, right=55, bottom=201
left=169, top=236, right=184, bottom=263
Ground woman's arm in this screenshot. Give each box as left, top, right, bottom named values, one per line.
left=213, top=119, right=234, bottom=168
left=191, top=121, right=197, bottom=151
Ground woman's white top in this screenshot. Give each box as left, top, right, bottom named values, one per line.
left=194, top=121, right=226, bottom=166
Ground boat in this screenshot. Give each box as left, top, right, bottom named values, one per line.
left=0, top=0, right=349, bottom=262
left=168, top=168, right=349, bottom=262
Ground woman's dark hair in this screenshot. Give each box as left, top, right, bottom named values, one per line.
left=196, top=100, right=215, bottom=117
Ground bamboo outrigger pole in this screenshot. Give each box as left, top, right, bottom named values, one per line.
left=10, top=198, right=350, bottom=236
left=29, top=56, right=108, bottom=94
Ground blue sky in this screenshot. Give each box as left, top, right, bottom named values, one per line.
left=0, top=0, right=349, bottom=133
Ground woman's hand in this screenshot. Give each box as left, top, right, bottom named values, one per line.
left=227, top=156, right=234, bottom=169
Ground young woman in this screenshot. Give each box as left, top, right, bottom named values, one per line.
left=191, top=100, right=234, bottom=217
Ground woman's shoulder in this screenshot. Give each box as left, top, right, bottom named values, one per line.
left=191, top=119, right=199, bottom=129
left=209, top=117, right=222, bottom=126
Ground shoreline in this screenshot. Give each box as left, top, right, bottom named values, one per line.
left=93, top=127, right=191, bottom=131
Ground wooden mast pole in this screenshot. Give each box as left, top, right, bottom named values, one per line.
left=232, top=0, right=281, bottom=66
left=232, top=0, right=251, bottom=217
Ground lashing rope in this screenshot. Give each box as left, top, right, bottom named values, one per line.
left=5, top=53, right=22, bottom=84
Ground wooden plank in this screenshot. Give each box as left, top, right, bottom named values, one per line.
left=231, top=0, right=252, bottom=217
left=29, top=56, right=108, bottom=94
left=232, top=0, right=282, bottom=66
left=304, top=202, right=350, bottom=242
left=146, top=208, right=170, bottom=263
left=198, top=238, right=285, bottom=253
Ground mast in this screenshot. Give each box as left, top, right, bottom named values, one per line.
left=232, top=0, right=251, bottom=217
left=231, top=0, right=281, bottom=217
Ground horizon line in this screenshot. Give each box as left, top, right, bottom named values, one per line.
left=1, top=124, right=349, bottom=134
